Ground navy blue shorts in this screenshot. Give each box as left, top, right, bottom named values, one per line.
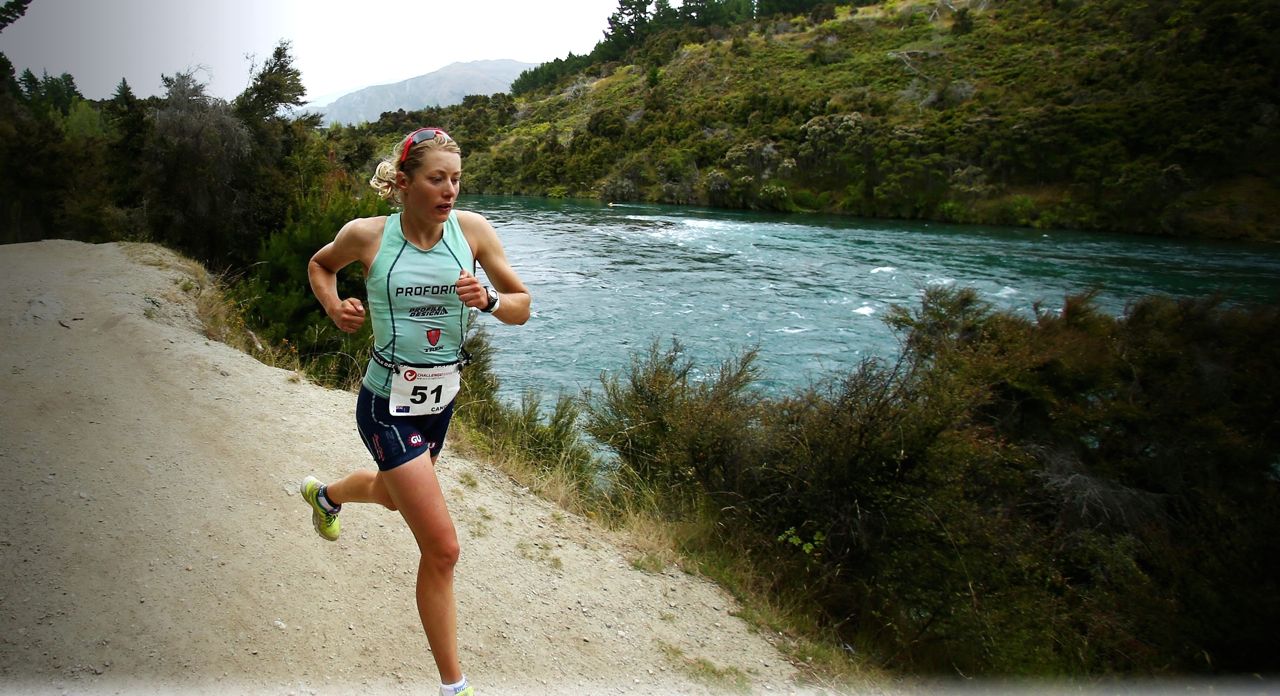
left=355, top=384, right=455, bottom=471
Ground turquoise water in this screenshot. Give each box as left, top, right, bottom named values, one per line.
left=465, top=195, right=1280, bottom=399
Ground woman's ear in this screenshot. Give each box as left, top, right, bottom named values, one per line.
left=395, top=170, right=409, bottom=191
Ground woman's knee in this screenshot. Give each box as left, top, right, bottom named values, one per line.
left=421, top=534, right=460, bottom=573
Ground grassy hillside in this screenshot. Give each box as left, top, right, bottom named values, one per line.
left=447, top=0, right=1278, bottom=239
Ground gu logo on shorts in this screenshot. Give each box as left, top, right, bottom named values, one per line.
left=403, top=369, right=418, bottom=382
left=426, top=328, right=442, bottom=346
left=409, top=433, right=424, bottom=447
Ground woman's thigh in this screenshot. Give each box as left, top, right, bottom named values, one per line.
left=379, top=453, right=458, bottom=555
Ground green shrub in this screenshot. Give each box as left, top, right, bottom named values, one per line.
left=584, top=287, right=1280, bottom=675
left=584, top=340, right=764, bottom=516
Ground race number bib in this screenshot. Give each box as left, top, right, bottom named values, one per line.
left=388, top=364, right=461, bottom=416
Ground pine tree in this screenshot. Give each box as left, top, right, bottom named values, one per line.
left=0, top=0, right=32, bottom=33
left=104, top=78, right=148, bottom=208
left=604, top=0, right=651, bottom=53
left=233, top=40, right=307, bottom=125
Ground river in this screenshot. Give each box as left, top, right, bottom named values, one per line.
left=464, top=195, right=1280, bottom=400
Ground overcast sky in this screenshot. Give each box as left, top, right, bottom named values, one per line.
left=0, top=0, right=619, bottom=104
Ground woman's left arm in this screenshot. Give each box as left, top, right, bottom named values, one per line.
left=457, top=211, right=531, bottom=325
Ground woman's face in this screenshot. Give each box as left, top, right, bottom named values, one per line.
left=399, top=149, right=462, bottom=221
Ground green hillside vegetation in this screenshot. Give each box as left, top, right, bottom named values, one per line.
left=468, top=0, right=1278, bottom=239
left=1, top=0, right=1278, bottom=681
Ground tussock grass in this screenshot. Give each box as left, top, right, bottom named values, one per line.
left=123, top=242, right=304, bottom=374
left=658, top=641, right=751, bottom=692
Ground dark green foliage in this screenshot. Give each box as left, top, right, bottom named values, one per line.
left=139, top=71, right=252, bottom=266
left=586, top=288, right=1280, bottom=675
left=232, top=41, right=307, bottom=124
left=102, top=80, right=148, bottom=211
left=231, top=42, right=323, bottom=269
left=584, top=340, right=763, bottom=513
left=0, top=67, right=91, bottom=242
left=470, top=0, right=1280, bottom=238
left=757, top=0, right=830, bottom=17
left=0, top=0, right=30, bottom=33
left=604, top=0, right=652, bottom=52
left=510, top=53, right=596, bottom=96
left=241, top=176, right=387, bottom=387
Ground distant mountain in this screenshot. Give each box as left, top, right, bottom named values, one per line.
left=311, top=60, right=535, bottom=126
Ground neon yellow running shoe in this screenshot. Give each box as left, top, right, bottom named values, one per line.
left=440, top=677, right=473, bottom=696
left=299, top=476, right=340, bottom=541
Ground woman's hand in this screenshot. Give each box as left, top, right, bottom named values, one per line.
left=456, top=269, right=490, bottom=310
left=329, top=297, right=366, bottom=333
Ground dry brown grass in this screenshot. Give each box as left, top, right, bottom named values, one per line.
left=120, top=242, right=303, bottom=374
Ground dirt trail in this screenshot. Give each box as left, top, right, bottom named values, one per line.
left=0, top=240, right=856, bottom=695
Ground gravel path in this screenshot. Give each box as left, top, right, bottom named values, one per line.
left=0, top=240, right=844, bottom=695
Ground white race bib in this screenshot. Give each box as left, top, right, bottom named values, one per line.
left=388, top=363, right=461, bottom=416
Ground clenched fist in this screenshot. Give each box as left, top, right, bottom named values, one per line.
left=328, top=297, right=366, bottom=333
left=456, top=269, right=490, bottom=310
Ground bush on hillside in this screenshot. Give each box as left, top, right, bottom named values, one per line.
left=585, top=286, right=1280, bottom=675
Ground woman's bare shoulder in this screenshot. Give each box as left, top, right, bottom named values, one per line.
left=455, top=210, right=497, bottom=237
left=342, top=215, right=389, bottom=238
left=332, top=214, right=387, bottom=249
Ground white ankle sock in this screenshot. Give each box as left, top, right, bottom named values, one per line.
left=439, top=675, right=468, bottom=696
left=317, top=486, right=340, bottom=513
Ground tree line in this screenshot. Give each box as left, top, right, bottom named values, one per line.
left=513, top=0, right=840, bottom=94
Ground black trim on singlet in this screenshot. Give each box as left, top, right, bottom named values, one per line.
left=378, top=238, right=411, bottom=380
left=374, top=221, right=474, bottom=377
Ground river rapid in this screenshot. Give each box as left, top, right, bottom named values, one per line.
left=466, top=195, right=1280, bottom=400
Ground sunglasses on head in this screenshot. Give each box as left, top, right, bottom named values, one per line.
left=398, top=127, right=452, bottom=166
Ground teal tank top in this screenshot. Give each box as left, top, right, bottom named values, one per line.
left=362, top=212, right=474, bottom=397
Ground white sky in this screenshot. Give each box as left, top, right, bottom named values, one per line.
left=0, top=0, right=619, bottom=103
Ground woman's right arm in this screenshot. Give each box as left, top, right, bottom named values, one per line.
left=309, top=218, right=378, bottom=334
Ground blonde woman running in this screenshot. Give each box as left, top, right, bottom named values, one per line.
left=301, top=127, right=530, bottom=696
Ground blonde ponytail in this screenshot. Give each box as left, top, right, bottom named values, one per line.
left=368, top=160, right=402, bottom=205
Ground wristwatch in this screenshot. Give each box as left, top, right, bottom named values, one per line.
left=482, top=286, right=500, bottom=313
